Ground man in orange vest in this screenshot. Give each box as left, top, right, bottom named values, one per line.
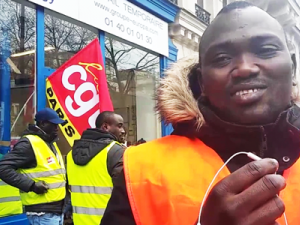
left=101, top=1, right=300, bottom=225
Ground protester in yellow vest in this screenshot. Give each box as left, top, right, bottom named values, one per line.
left=0, top=153, right=23, bottom=218
left=67, top=111, right=125, bottom=225
left=0, top=108, right=66, bottom=225
left=101, top=2, right=300, bottom=225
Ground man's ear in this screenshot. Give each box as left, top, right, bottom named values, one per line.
left=101, top=123, right=108, bottom=131
left=291, top=54, right=297, bottom=86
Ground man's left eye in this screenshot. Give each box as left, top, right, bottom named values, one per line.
left=256, top=45, right=278, bottom=58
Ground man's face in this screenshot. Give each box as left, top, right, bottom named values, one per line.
left=39, top=121, right=59, bottom=141
left=106, top=114, right=124, bottom=140
left=40, top=121, right=58, bottom=135
left=119, top=127, right=126, bottom=143
left=200, top=7, right=293, bottom=125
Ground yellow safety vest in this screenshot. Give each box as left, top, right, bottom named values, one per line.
left=67, top=141, right=118, bottom=225
left=0, top=179, right=23, bottom=218
left=19, top=135, right=66, bottom=206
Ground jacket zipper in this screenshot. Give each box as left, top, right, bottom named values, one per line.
left=260, top=126, right=267, bottom=157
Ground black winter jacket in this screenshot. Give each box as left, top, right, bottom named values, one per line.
left=63, top=129, right=125, bottom=216
left=70, top=128, right=125, bottom=184
left=0, top=125, right=64, bottom=214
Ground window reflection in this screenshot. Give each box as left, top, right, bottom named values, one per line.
left=0, top=0, right=36, bottom=142
left=44, top=12, right=97, bottom=68
left=105, top=37, right=160, bottom=144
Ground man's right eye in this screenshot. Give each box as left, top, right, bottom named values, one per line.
left=212, top=55, right=231, bottom=67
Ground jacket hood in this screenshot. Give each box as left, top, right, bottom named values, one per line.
left=72, top=129, right=117, bottom=166
left=156, top=56, right=203, bottom=130
left=156, top=56, right=300, bottom=131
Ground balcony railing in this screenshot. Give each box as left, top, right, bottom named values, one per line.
left=195, top=4, right=211, bottom=25
left=168, top=0, right=178, bottom=5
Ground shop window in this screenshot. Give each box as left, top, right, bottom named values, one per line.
left=44, top=11, right=97, bottom=69
left=0, top=0, right=36, bottom=138
left=105, top=36, right=160, bottom=144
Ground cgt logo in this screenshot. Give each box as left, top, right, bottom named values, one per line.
left=43, top=0, right=54, bottom=4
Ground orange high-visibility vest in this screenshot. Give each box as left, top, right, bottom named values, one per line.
left=124, top=135, right=300, bottom=225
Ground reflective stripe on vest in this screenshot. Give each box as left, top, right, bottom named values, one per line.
left=70, top=185, right=112, bottom=194
left=0, top=196, right=21, bottom=203
left=0, top=179, right=23, bottom=218
left=20, top=181, right=66, bottom=193
left=24, top=168, right=65, bottom=179
left=72, top=206, right=105, bottom=216
left=67, top=141, right=117, bottom=225
left=19, top=135, right=66, bottom=206
left=124, top=135, right=300, bottom=225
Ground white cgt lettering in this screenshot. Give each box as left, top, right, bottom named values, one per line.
left=62, top=65, right=99, bottom=118
left=62, top=65, right=87, bottom=91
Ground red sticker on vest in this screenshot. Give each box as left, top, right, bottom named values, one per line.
left=47, top=156, right=55, bottom=165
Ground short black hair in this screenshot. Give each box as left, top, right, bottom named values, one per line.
left=95, top=111, right=115, bottom=128
left=217, top=1, right=255, bottom=16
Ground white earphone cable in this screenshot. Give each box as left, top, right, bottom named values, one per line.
left=196, top=152, right=288, bottom=225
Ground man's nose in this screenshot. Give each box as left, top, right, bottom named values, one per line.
left=231, top=54, right=260, bottom=78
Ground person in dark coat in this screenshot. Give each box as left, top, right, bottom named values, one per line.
left=0, top=108, right=65, bottom=225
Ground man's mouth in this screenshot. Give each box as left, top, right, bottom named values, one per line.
left=231, top=87, right=267, bottom=105
left=230, top=82, right=267, bottom=96
left=234, top=88, right=260, bottom=96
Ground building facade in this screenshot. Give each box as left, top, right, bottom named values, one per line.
left=169, top=0, right=227, bottom=60
left=0, top=0, right=179, bottom=154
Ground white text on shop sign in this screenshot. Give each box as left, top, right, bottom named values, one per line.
left=90, top=0, right=168, bottom=56
left=28, top=0, right=169, bottom=56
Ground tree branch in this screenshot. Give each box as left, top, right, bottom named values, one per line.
left=135, top=53, right=149, bottom=68
left=136, top=56, right=158, bottom=69
left=115, top=47, right=135, bottom=63
left=138, top=63, right=159, bottom=70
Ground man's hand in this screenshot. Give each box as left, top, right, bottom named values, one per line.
left=201, top=158, right=286, bottom=225
left=32, top=181, right=49, bottom=194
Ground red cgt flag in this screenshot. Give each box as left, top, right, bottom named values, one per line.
left=46, top=38, right=113, bottom=146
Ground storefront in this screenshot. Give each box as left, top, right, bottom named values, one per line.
left=0, top=0, right=178, bottom=154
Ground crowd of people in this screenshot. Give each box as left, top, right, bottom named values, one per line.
left=1, top=1, right=300, bottom=225
left=0, top=107, right=148, bottom=225
left=0, top=108, right=129, bottom=225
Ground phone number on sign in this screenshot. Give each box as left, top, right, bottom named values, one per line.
left=105, top=17, right=153, bottom=45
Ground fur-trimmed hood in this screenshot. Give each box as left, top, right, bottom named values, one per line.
left=156, top=56, right=300, bottom=131
left=156, top=56, right=203, bottom=130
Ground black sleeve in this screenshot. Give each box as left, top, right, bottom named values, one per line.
left=101, top=169, right=136, bottom=225
left=0, top=138, right=36, bottom=192
left=106, top=144, right=125, bottom=183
